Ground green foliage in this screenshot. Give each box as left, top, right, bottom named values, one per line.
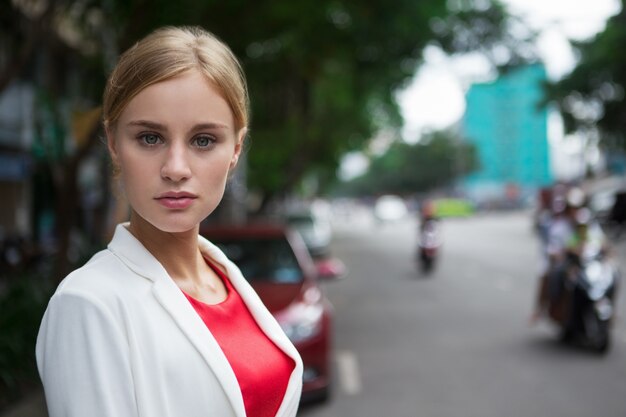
left=234, top=0, right=445, bottom=201
left=431, top=0, right=537, bottom=68
left=335, top=130, right=477, bottom=196
left=230, top=0, right=527, bottom=203
left=0, top=272, right=55, bottom=410
left=545, top=2, right=626, bottom=148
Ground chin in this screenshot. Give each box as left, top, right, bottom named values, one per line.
left=158, top=223, right=199, bottom=234
left=132, top=202, right=220, bottom=235
left=137, top=213, right=204, bottom=235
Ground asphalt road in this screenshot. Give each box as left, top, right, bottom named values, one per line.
left=299, top=210, right=626, bottom=417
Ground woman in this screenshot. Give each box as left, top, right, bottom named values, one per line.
left=36, top=26, right=303, bottom=417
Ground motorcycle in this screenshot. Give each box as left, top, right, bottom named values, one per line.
left=547, top=240, right=620, bottom=353
left=417, top=219, right=441, bottom=274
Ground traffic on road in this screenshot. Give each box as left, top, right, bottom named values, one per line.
left=298, top=206, right=626, bottom=417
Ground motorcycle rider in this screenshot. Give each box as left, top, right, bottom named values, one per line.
left=533, top=187, right=553, bottom=247
left=530, top=187, right=587, bottom=323
left=419, top=200, right=437, bottom=230
left=417, top=199, right=441, bottom=272
left=562, top=207, right=611, bottom=284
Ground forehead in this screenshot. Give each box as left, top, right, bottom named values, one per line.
left=118, top=70, right=234, bottom=130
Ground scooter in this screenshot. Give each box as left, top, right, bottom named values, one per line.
left=547, top=241, right=620, bottom=353
left=417, top=219, right=441, bottom=274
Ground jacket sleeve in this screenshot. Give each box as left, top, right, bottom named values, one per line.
left=36, top=291, right=138, bottom=417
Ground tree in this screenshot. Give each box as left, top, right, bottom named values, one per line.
left=335, top=130, right=477, bottom=197
left=545, top=1, right=626, bottom=149
left=228, top=0, right=534, bottom=209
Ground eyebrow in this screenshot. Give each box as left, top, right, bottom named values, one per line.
left=126, top=120, right=230, bottom=132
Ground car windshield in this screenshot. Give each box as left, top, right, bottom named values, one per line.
left=287, top=215, right=314, bottom=227
left=210, top=236, right=304, bottom=284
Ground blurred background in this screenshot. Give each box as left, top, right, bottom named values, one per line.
left=2, top=0, right=626, bottom=416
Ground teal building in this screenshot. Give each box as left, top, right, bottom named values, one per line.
left=462, top=64, right=552, bottom=204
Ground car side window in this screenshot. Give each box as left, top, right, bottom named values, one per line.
left=215, top=238, right=304, bottom=284
left=272, top=241, right=302, bottom=283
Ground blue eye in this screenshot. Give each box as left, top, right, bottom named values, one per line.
left=140, top=133, right=161, bottom=146
left=193, top=135, right=215, bottom=148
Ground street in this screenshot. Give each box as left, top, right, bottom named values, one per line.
left=300, top=210, right=626, bottom=417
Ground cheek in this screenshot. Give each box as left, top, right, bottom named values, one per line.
left=200, top=148, right=237, bottom=177
left=117, top=149, right=155, bottom=189
left=119, top=153, right=142, bottom=177
left=203, top=158, right=233, bottom=185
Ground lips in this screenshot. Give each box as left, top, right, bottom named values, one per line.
left=155, top=191, right=197, bottom=209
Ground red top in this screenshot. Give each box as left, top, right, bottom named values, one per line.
left=183, top=261, right=295, bottom=417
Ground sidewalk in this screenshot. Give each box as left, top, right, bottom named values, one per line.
left=1, top=390, right=47, bottom=417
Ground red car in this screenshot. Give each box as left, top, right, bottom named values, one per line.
left=200, top=223, right=342, bottom=403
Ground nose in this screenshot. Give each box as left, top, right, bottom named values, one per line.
left=161, top=142, right=191, bottom=182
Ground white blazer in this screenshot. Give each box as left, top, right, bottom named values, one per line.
left=36, top=223, right=303, bottom=417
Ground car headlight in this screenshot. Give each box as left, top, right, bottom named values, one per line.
left=279, top=304, right=323, bottom=344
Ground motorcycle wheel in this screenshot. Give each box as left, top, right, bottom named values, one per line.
left=584, top=310, right=611, bottom=354
left=420, top=255, right=434, bottom=274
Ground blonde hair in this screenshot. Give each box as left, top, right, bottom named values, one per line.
left=103, top=26, right=249, bottom=132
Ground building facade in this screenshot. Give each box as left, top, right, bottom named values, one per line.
left=462, top=64, right=552, bottom=206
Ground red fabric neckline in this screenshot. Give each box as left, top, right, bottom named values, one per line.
left=183, top=259, right=295, bottom=417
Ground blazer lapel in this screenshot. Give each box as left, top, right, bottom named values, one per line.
left=107, top=224, right=247, bottom=417
left=198, top=237, right=305, bottom=414
left=151, top=278, right=246, bottom=416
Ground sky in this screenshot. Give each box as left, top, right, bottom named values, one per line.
left=340, top=0, right=622, bottom=181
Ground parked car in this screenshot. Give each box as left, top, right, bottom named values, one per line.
left=199, top=223, right=341, bottom=403
left=286, top=210, right=332, bottom=257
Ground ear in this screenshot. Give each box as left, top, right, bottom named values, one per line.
left=230, top=127, right=247, bottom=169
left=105, top=123, right=124, bottom=178
left=105, top=123, right=119, bottom=164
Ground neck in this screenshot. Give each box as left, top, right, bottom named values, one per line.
left=127, top=213, right=205, bottom=284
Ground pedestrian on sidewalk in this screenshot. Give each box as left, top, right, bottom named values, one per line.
left=36, top=26, right=302, bottom=417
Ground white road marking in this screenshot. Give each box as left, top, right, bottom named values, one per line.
left=335, top=349, right=362, bottom=395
